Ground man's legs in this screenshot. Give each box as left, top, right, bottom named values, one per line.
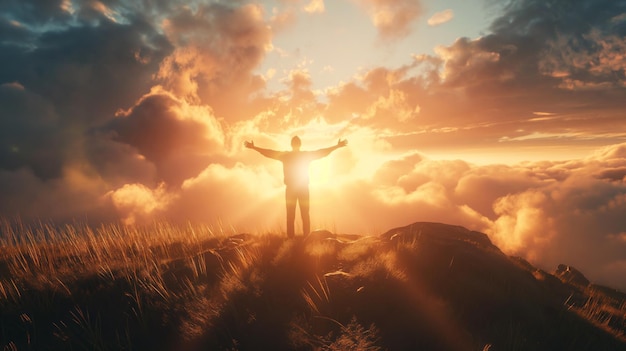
left=299, top=187, right=310, bottom=236
left=285, top=186, right=296, bottom=238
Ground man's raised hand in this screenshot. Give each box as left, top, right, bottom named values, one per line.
left=338, top=139, right=348, bottom=147
left=244, top=140, right=254, bottom=149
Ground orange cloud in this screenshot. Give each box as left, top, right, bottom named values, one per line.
left=107, top=182, right=173, bottom=225
left=89, top=1, right=118, bottom=22
left=171, top=163, right=284, bottom=230
left=304, top=0, right=325, bottom=14
left=427, top=9, right=453, bottom=27
left=353, top=0, right=423, bottom=40
left=158, top=3, right=272, bottom=119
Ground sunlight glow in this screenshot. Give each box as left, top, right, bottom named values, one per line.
left=309, top=157, right=332, bottom=186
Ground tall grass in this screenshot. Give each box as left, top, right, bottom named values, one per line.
left=0, top=218, right=238, bottom=350
left=1, top=219, right=625, bottom=350
left=565, top=286, right=626, bottom=340
left=0, top=219, right=230, bottom=283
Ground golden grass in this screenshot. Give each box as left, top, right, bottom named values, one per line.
left=0, top=219, right=227, bottom=282
left=566, top=286, right=626, bottom=341
left=1, top=219, right=625, bottom=350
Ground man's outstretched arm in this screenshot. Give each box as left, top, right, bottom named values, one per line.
left=311, top=139, right=348, bottom=159
left=244, top=140, right=282, bottom=159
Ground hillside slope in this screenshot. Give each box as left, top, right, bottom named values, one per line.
left=1, top=222, right=625, bottom=350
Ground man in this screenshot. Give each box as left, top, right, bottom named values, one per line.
left=245, top=136, right=347, bottom=238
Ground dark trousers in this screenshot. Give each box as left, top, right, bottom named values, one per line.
left=285, top=185, right=309, bottom=238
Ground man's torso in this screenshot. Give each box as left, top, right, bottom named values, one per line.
left=279, top=151, right=315, bottom=188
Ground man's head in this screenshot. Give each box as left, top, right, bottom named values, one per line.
left=291, top=136, right=301, bottom=151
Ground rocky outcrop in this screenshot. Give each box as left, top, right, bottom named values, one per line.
left=555, top=264, right=590, bottom=287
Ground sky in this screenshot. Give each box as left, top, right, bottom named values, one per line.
left=1, top=0, right=626, bottom=290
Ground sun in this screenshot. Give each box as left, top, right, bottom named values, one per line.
left=309, top=157, right=333, bottom=187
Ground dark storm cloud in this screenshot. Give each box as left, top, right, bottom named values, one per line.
left=107, top=94, right=199, bottom=163
left=84, top=132, right=158, bottom=188
left=0, top=16, right=36, bottom=46
left=492, top=0, right=626, bottom=37
left=101, top=88, right=225, bottom=185
left=3, top=20, right=170, bottom=126
left=490, top=0, right=626, bottom=88
left=0, top=0, right=71, bottom=27
left=0, top=3, right=171, bottom=180
left=439, top=0, right=626, bottom=102
left=0, top=0, right=176, bottom=224
left=0, top=82, right=64, bottom=178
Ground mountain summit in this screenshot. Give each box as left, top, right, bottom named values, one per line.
left=1, top=221, right=624, bottom=350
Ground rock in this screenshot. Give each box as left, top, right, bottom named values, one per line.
left=555, top=264, right=590, bottom=287
left=306, top=229, right=335, bottom=241
left=381, top=222, right=494, bottom=248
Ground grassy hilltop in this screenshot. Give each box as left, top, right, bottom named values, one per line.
left=1, top=220, right=625, bottom=350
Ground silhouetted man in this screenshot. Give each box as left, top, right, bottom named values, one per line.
left=245, top=136, right=347, bottom=238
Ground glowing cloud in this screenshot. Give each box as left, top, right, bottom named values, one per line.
left=353, top=0, right=423, bottom=39
left=427, top=9, right=454, bottom=26
left=304, top=0, right=325, bottom=14
left=107, top=183, right=173, bottom=225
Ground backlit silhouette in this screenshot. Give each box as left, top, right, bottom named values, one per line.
left=245, top=136, right=347, bottom=238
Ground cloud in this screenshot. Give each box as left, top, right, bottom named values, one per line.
left=370, top=144, right=626, bottom=290
left=491, top=171, right=626, bottom=290
left=161, top=162, right=286, bottom=231
left=0, top=14, right=170, bottom=126
left=84, top=133, right=158, bottom=188
left=1, top=0, right=72, bottom=27
left=107, top=182, right=173, bottom=225
left=82, top=0, right=120, bottom=23
left=304, top=0, right=325, bottom=14
left=0, top=17, right=36, bottom=46
left=427, top=9, right=453, bottom=27
left=283, top=69, right=317, bottom=106
left=539, top=28, right=626, bottom=90
left=455, top=165, right=543, bottom=219
left=0, top=5, right=172, bottom=185
left=103, top=86, right=225, bottom=185
left=0, top=82, right=63, bottom=179
left=157, top=2, right=272, bottom=119
left=353, top=0, right=424, bottom=40
left=489, top=0, right=626, bottom=92
left=0, top=165, right=117, bottom=223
